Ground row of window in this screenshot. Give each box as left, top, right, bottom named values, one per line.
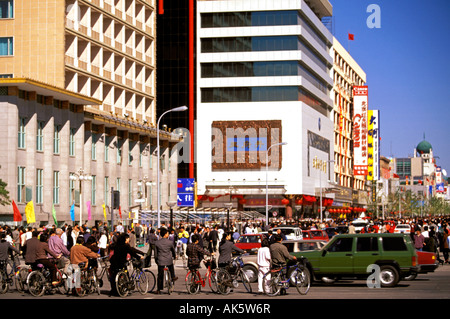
left=17, top=166, right=163, bottom=207
left=201, top=36, right=329, bottom=73
left=18, top=117, right=173, bottom=170
left=201, top=86, right=327, bottom=110
left=201, top=10, right=328, bottom=50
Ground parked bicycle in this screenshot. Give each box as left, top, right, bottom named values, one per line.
left=26, top=259, right=68, bottom=297
left=115, top=257, right=156, bottom=297
left=96, top=256, right=111, bottom=289
left=262, top=261, right=310, bottom=296
left=185, top=255, right=218, bottom=294
left=216, top=254, right=252, bottom=295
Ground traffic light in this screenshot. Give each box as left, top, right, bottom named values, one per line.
left=112, top=190, right=120, bottom=209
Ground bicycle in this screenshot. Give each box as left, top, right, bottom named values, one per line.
left=0, top=254, right=24, bottom=293
left=96, top=256, right=111, bottom=288
left=184, top=256, right=218, bottom=294
left=216, top=254, right=252, bottom=295
left=262, top=261, right=310, bottom=297
left=162, top=264, right=174, bottom=295
left=115, top=257, right=156, bottom=297
left=73, top=259, right=101, bottom=297
left=26, top=260, right=68, bottom=297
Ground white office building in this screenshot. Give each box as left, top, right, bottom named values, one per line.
left=195, top=0, right=335, bottom=220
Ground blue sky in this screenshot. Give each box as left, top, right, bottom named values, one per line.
left=329, top=0, right=450, bottom=174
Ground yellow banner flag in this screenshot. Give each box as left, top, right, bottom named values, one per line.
left=102, top=204, right=107, bottom=221
left=25, top=201, right=36, bottom=224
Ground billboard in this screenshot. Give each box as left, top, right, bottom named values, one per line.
left=367, top=110, right=380, bottom=180
left=211, top=120, right=282, bottom=170
left=177, top=178, right=195, bottom=207
left=352, top=86, right=368, bottom=176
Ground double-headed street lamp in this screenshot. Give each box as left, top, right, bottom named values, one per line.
left=157, top=105, right=188, bottom=228
left=69, top=168, right=92, bottom=225
left=265, top=142, right=287, bottom=225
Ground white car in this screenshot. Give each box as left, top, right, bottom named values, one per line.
left=394, top=224, right=411, bottom=234
left=272, top=226, right=303, bottom=240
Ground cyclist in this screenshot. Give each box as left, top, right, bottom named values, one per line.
left=186, top=234, right=213, bottom=270
left=109, top=233, right=145, bottom=296
left=68, top=236, right=100, bottom=295
left=269, top=234, right=296, bottom=275
left=24, top=231, right=61, bottom=286
left=0, top=233, right=20, bottom=277
left=48, top=228, right=71, bottom=273
left=218, top=232, right=245, bottom=268
left=154, top=227, right=177, bottom=294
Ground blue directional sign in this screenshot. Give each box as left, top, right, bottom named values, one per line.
left=177, top=178, right=195, bottom=207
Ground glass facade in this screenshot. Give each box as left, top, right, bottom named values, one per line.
left=201, top=86, right=326, bottom=109
left=201, top=61, right=298, bottom=78
left=202, top=10, right=298, bottom=28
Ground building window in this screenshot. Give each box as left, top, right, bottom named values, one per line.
left=36, top=169, right=43, bottom=204
left=91, top=133, right=98, bottom=160
left=53, top=171, right=60, bottom=205
left=104, top=176, right=109, bottom=205
left=53, top=125, right=60, bottom=154
left=17, top=166, right=25, bottom=203
left=0, top=0, right=13, bottom=19
left=0, top=74, right=12, bottom=78
left=201, top=11, right=298, bottom=28
left=128, top=179, right=132, bottom=206
left=69, top=128, right=76, bottom=156
left=69, top=173, right=75, bottom=204
left=0, top=37, right=13, bottom=56
left=91, top=175, right=96, bottom=206
left=117, top=139, right=122, bottom=164
left=201, top=36, right=298, bottom=53
left=104, top=136, right=111, bottom=162
left=116, top=178, right=121, bottom=193
left=36, top=121, right=44, bottom=151
left=18, top=117, right=26, bottom=149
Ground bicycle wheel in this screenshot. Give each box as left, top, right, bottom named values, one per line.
left=263, top=271, right=281, bottom=297
left=144, top=269, right=156, bottom=293
left=115, top=271, right=130, bottom=297
left=216, top=269, right=232, bottom=295
left=240, top=269, right=252, bottom=293
left=136, top=270, right=149, bottom=295
left=293, top=267, right=311, bottom=295
left=0, top=270, right=8, bottom=294
left=208, top=269, right=218, bottom=293
left=185, top=271, right=201, bottom=295
left=164, top=268, right=173, bottom=295
left=27, top=271, right=46, bottom=297
left=56, top=269, right=69, bottom=295
left=16, top=267, right=30, bottom=293
left=90, top=270, right=101, bottom=295
left=75, top=270, right=88, bottom=297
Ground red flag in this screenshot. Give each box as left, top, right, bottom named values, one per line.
left=119, top=206, right=122, bottom=219
left=348, top=33, right=354, bottom=41
left=12, top=200, right=22, bottom=222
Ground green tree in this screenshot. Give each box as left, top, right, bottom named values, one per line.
left=0, top=179, right=11, bottom=206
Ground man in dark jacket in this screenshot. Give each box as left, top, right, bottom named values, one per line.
left=154, top=227, right=177, bottom=294
left=269, top=234, right=296, bottom=268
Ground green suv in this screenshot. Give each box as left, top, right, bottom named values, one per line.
left=292, top=233, right=418, bottom=287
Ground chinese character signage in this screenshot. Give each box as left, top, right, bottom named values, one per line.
left=352, top=86, right=369, bottom=176
left=177, top=178, right=195, bottom=207
left=367, top=109, right=380, bottom=180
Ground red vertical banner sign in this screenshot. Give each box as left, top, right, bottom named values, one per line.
left=189, top=0, right=195, bottom=178
left=158, top=0, right=164, bottom=15
left=352, top=86, right=369, bottom=176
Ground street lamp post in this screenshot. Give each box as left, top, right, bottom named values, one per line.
left=265, top=142, right=287, bottom=225
left=69, top=168, right=92, bottom=225
left=166, top=201, right=177, bottom=228
left=319, top=160, right=335, bottom=223
left=224, top=202, right=233, bottom=231
left=157, top=106, right=188, bottom=228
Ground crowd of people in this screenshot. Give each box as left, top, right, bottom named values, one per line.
left=0, top=214, right=449, bottom=297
